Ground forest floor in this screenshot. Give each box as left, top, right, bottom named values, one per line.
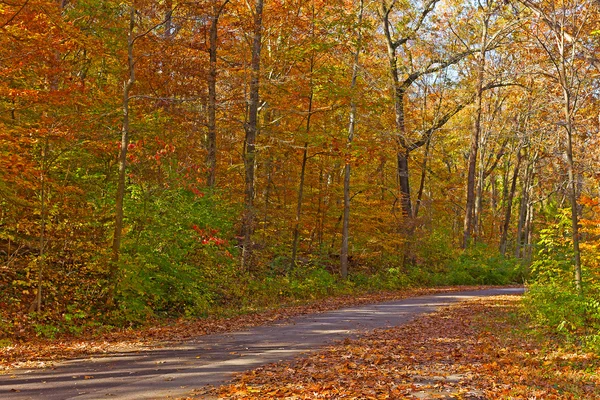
left=198, top=295, right=600, bottom=400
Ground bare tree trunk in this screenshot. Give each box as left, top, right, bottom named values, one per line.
left=523, top=197, right=534, bottom=263
left=490, top=173, right=498, bottom=233
left=341, top=0, right=363, bottom=279
left=463, top=17, right=488, bottom=248
left=515, top=151, right=534, bottom=258
left=414, top=137, right=431, bottom=219
left=109, top=7, right=136, bottom=304
left=563, top=100, right=582, bottom=293
left=291, top=141, right=309, bottom=268
left=33, top=138, right=48, bottom=312
left=290, top=2, right=315, bottom=269
left=206, top=0, right=229, bottom=187
left=499, top=149, right=522, bottom=255
left=514, top=172, right=527, bottom=258
left=261, top=157, right=272, bottom=243
left=241, top=0, right=264, bottom=270
left=396, top=149, right=413, bottom=218
left=474, top=144, right=486, bottom=240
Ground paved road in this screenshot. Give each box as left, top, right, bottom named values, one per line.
left=0, top=288, right=523, bottom=399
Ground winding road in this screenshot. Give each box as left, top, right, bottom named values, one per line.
left=1, top=287, right=523, bottom=399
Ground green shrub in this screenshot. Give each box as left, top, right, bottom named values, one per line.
left=434, top=244, right=524, bottom=286
left=524, top=281, right=587, bottom=333
left=113, top=188, right=239, bottom=324
left=524, top=209, right=600, bottom=351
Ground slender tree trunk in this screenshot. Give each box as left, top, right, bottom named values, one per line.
left=515, top=151, right=534, bottom=258
left=291, top=141, right=309, bottom=268
left=316, top=165, right=327, bottom=248
left=241, top=0, right=264, bottom=270
left=499, top=149, right=522, bottom=255
left=523, top=196, right=534, bottom=263
left=109, top=7, right=135, bottom=304
left=490, top=173, right=498, bottom=232
left=206, top=0, right=229, bottom=187
left=563, top=98, right=582, bottom=293
left=414, top=137, right=431, bottom=219
left=474, top=141, right=486, bottom=240
left=463, top=18, right=488, bottom=248
left=341, top=0, right=363, bottom=279
left=33, top=138, right=48, bottom=312
left=556, top=25, right=582, bottom=292
left=262, top=157, right=272, bottom=243
left=290, top=4, right=315, bottom=269
left=396, top=148, right=412, bottom=218
left=379, top=157, right=386, bottom=201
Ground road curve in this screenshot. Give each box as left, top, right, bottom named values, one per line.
left=0, top=287, right=523, bottom=400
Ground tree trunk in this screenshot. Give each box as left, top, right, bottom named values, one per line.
left=109, top=7, right=135, bottom=304
left=515, top=151, right=534, bottom=258
left=261, top=157, right=272, bottom=243
left=499, top=149, right=522, bottom=255
left=396, top=149, right=413, bottom=218
left=463, top=17, right=488, bottom=248
left=414, top=137, right=431, bottom=219
left=290, top=3, right=315, bottom=269
left=341, top=0, right=363, bottom=279
left=206, top=0, right=229, bottom=187
left=33, top=138, right=48, bottom=312
left=291, top=141, right=309, bottom=268
left=241, top=0, right=264, bottom=271
left=563, top=99, right=582, bottom=293
left=474, top=140, right=486, bottom=240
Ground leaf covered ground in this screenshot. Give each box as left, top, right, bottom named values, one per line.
left=0, top=286, right=488, bottom=372
left=193, top=295, right=599, bottom=400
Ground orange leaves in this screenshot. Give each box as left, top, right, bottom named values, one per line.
left=207, top=296, right=600, bottom=399
left=0, top=287, right=478, bottom=371
left=191, top=225, right=228, bottom=246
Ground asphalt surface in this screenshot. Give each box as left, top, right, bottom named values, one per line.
left=0, top=287, right=524, bottom=399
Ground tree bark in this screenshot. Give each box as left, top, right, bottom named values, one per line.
left=290, top=2, right=315, bottom=269
left=33, top=138, right=48, bottom=312
left=414, top=137, right=431, bottom=219
left=109, top=7, right=136, bottom=304
left=241, top=0, right=264, bottom=271
left=463, top=16, right=488, bottom=248
left=563, top=97, right=582, bottom=293
left=515, top=153, right=529, bottom=258
left=291, top=142, right=309, bottom=268
left=499, top=148, right=522, bottom=255
left=341, top=0, right=363, bottom=279
left=206, top=0, right=229, bottom=187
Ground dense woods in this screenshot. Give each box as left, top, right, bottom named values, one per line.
left=0, top=0, right=599, bottom=344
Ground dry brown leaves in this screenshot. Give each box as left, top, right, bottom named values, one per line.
left=0, top=286, right=488, bottom=372
left=201, top=296, right=599, bottom=400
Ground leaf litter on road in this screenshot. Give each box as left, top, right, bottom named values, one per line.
left=0, top=286, right=493, bottom=372
left=191, top=295, right=599, bottom=400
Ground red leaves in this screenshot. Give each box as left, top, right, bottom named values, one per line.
left=191, top=225, right=228, bottom=246
left=189, top=187, right=205, bottom=198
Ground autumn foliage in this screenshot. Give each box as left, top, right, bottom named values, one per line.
left=0, top=0, right=599, bottom=344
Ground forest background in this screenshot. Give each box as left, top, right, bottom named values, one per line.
left=0, top=0, right=599, bottom=348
